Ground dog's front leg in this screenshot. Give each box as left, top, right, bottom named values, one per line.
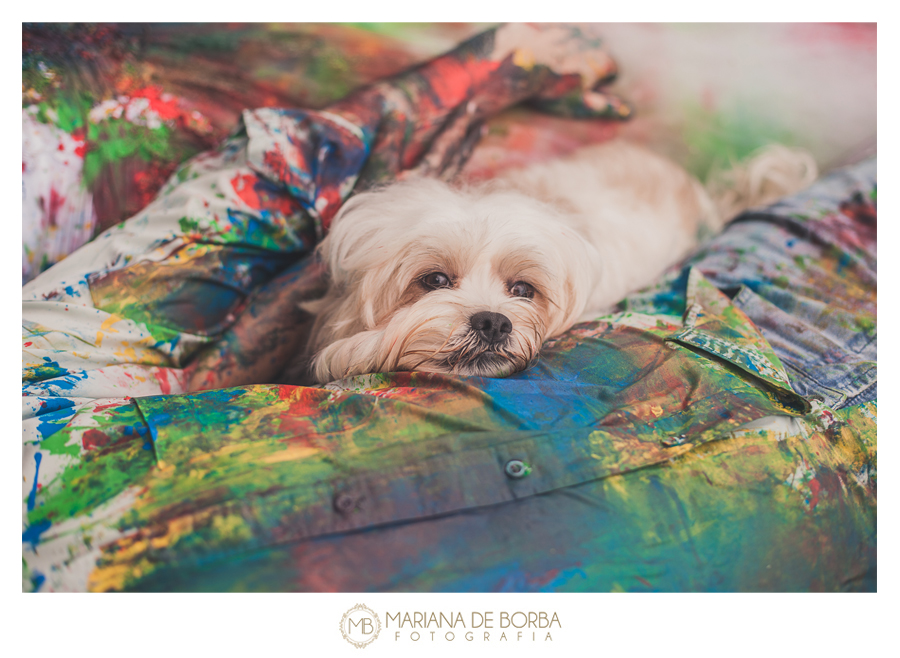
left=310, top=328, right=390, bottom=384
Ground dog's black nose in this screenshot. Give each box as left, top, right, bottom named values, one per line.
left=470, top=311, right=512, bottom=344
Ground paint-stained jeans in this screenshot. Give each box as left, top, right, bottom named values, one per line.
left=628, top=157, right=876, bottom=409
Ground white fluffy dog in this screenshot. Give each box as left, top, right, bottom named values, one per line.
left=301, top=141, right=816, bottom=384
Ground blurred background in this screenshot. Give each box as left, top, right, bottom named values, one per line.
left=22, top=23, right=876, bottom=283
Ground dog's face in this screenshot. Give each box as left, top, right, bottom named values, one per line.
left=305, top=178, right=599, bottom=383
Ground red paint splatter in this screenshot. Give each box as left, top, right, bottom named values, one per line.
left=261, top=143, right=302, bottom=190
left=71, top=128, right=87, bottom=158
left=272, top=386, right=333, bottom=439
left=807, top=478, right=821, bottom=511
left=230, top=173, right=262, bottom=209
left=132, top=85, right=182, bottom=122
left=635, top=576, right=653, bottom=588
left=423, top=57, right=501, bottom=109
left=41, top=188, right=66, bottom=228
left=230, top=169, right=300, bottom=217
left=91, top=401, right=128, bottom=413
left=24, top=342, right=33, bottom=347
left=156, top=368, right=173, bottom=395
left=82, top=428, right=112, bottom=450
left=132, top=161, right=174, bottom=209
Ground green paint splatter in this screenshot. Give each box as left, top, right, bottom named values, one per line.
left=681, top=102, right=798, bottom=181
left=26, top=404, right=156, bottom=527
left=23, top=358, right=68, bottom=384
left=178, top=216, right=202, bottom=233
left=83, top=119, right=179, bottom=187
left=855, top=316, right=876, bottom=338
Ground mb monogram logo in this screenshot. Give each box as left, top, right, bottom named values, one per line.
left=340, top=604, right=382, bottom=648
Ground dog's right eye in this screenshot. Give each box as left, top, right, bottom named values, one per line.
left=421, top=272, right=453, bottom=290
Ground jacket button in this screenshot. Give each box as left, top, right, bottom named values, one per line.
left=505, top=459, right=531, bottom=479
left=661, top=435, right=688, bottom=447
left=333, top=492, right=360, bottom=514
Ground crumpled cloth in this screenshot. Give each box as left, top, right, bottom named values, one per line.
left=22, top=154, right=876, bottom=591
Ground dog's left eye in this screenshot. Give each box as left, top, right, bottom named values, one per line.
left=509, top=281, right=535, bottom=299
left=422, top=272, right=453, bottom=290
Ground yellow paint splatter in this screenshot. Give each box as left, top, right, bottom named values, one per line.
left=258, top=444, right=319, bottom=465
left=604, top=474, right=630, bottom=500
left=212, top=514, right=253, bottom=543
left=95, top=313, right=122, bottom=348
left=512, top=48, right=535, bottom=70
left=87, top=562, right=132, bottom=592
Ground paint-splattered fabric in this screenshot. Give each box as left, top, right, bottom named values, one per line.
left=22, top=22, right=632, bottom=401
left=21, top=23, right=634, bottom=283
left=22, top=23, right=494, bottom=282
left=22, top=23, right=876, bottom=282
left=22, top=24, right=875, bottom=592
left=22, top=155, right=876, bottom=592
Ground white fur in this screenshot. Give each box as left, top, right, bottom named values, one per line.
left=301, top=140, right=816, bottom=384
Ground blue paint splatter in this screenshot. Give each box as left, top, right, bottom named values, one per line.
left=22, top=358, right=69, bottom=384
left=32, top=369, right=90, bottom=393
left=31, top=570, right=46, bottom=591
left=27, top=452, right=42, bottom=511
left=836, top=253, right=853, bottom=274
left=22, top=519, right=51, bottom=550
left=540, top=567, right=588, bottom=591
left=34, top=407, right=77, bottom=440
left=34, top=397, right=76, bottom=415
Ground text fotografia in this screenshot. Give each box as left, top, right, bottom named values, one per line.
left=387, top=611, right=561, bottom=642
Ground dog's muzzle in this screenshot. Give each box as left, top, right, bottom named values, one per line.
left=434, top=311, right=529, bottom=376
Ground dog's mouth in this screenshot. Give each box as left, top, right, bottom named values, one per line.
left=433, top=333, right=533, bottom=378
left=445, top=350, right=512, bottom=375
left=393, top=320, right=545, bottom=379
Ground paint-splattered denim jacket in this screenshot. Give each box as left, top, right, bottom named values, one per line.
left=22, top=155, right=876, bottom=592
